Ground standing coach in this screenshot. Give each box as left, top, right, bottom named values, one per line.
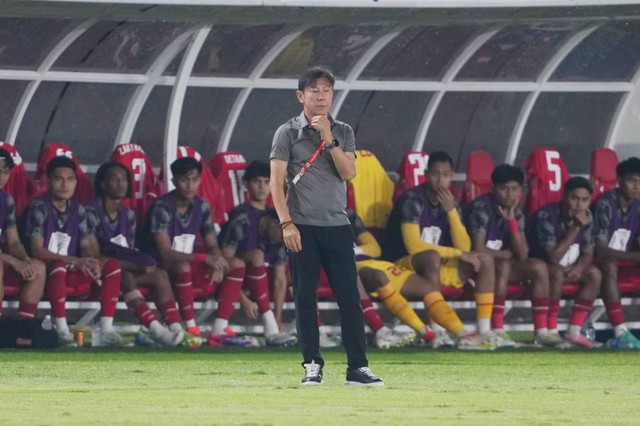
left=270, top=66, right=383, bottom=386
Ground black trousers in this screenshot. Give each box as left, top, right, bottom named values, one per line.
left=289, top=224, right=368, bottom=370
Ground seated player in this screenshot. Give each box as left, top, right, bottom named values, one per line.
left=21, top=157, right=124, bottom=346
left=219, top=161, right=296, bottom=347
left=0, top=148, right=46, bottom=321
left=141, top=157, right=245, bottom=346
left=592, top=157, right=640, bottom=349
left=85, top=162, right=184, bottom=347
left=526, top=177, right=601, bottom=348
left=464, top=164, right=557, bottom=347
left=350, top=208, right=475, bottom=348
left=381, top=151, right=498, bottom=350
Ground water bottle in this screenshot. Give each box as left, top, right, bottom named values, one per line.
left=41, top=315, right=52, bottom=331
left=585, top=322, right=596, bottom=342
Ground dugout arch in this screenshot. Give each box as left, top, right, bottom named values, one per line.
left=0, top=0, right=639, bottom=333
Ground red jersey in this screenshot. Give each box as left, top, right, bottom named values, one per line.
left=110, top=143, right=163, bottom=224
left=210, top=151, right=248, bottom=216
left=0, top=142, right=36, bottom=216
left=523, top=148, right=570, bottom=216
left=33, top=143, right=94, bottom=203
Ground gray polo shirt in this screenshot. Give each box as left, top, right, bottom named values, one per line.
left=270, top=111, right=356, bottom=227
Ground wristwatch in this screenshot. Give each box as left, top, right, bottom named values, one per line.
left=326, top=138, right=339, bottom=149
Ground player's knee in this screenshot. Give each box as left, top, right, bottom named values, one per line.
left=153, top=269, right=171, bottom=287
left=422, top=250, right=441, bottom=269
left=174, top=261, right=191, bottom=274
left=529, top=259, right=548, bottom=280
left=413, top=250, right=440, bottom=275
left=495, top=258, right=511, bottom=274
left=584, top=265, right=602, bottom=287
left=547, top=264, right=564, bottom=283
left=598, top=257, right=618, bottom=274
left=245, top=250, right=265, bottom=267
left=228, top=257, right=245, bottom=271
left=370, top=270, right=389, bottom=288
left=33, top=259, right=46, bottom=277
left=477, top=253, right=494, bottom=270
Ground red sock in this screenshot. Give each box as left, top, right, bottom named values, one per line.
left=492, top=296, right=506, bottom=330
left=360, top=298, right=385, bottom=333
left=569, top=298, right=594, bottom=328
left=215, top=267, right=245, bottom=320
left=547, top=299, right=560, bottom=330
left=47, top=262, right=68, bottom=318
left=532, top=298, right=549, bottom=330
left=606, top=302, right=625, bottom=326
left=245, top=266, right=270, bottom=314
left=100, top=259, right=121, bottom=318
left=175, top=271, right=195, bottom=322
left=18, top=302, right=38, bottom=319
left=160, top=300, right=181, bottom=326
left=134, top=302, right=157, bottom=328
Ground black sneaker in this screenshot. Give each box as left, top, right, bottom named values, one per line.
left=301, top=361, right=323, bottom=386
left=345, top=367, right=384, bottom=386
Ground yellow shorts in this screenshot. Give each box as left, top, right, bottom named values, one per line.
left=356, top=259, right=414, bottom=298
left=396, top=254, right=464, bottom=289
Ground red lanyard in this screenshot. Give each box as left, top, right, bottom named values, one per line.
left=292, top=140, right=327, bottom=185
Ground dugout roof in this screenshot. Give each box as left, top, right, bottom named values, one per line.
left=0, top=0, right=639, bottom=182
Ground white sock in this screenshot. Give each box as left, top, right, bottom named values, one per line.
left=614, top=324, right=628, bottom=338
left=169, top=323, right=184, bottom=333
left=100, top=317, right=114, bottom=333
left=54, top=317, right=69, bottom=333
left=477, top=318, right=491, bottom=334
left=149, top=321, right=165, bottom=337
left=261, top=311, right=280, bottom=337
left=185, top=319, right=196, bottom=328
left=535, top=328, right=548, bottom=336
left=431, top=322, right=446, bottom=332
left=567, top=325, right=581, bottom=336
left=549, top=328, right=559, bottom=335
left=212, top=318, right=229, bottom=334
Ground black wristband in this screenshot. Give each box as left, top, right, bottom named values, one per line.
left=280, top=220, right=294, bottom=229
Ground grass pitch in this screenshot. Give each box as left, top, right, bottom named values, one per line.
left=0, top=347, right=638, bottom=425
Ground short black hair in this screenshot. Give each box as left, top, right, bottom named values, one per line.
left=491, top=164, right=525, bottom=186
left=0, top=148, right=14, bottom=169
left=298, top=66, right=335, bottom=91
left=170, top=157, right=202, bottom=178
left=564, top=176, right=593, bottom=195
left=427, top=151, right=454, bottom=169
left=616, top=157, right=640, bottom=179
left=46, top=156, right=76, bottom=178
left=94, top=161, right=133, bottom=198
left=244, top=161, right=270, bottom=182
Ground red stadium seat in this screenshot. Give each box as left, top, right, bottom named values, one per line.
left=463, top=151, right=495, bottom=206
left=394, top=150, right=461, bottom=204
left=0, top=142, right=37, bottom=216
left=590, top=148, right=619, bottom=201
left=33, top=143, right=94, bottom=204
left=394, top=151, right=429, bottom=202
left=523, top=148, right=570, bottom=217
left=210, top=151, right=247, bottom=217
left=111, top=143, right=164, bottom=224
